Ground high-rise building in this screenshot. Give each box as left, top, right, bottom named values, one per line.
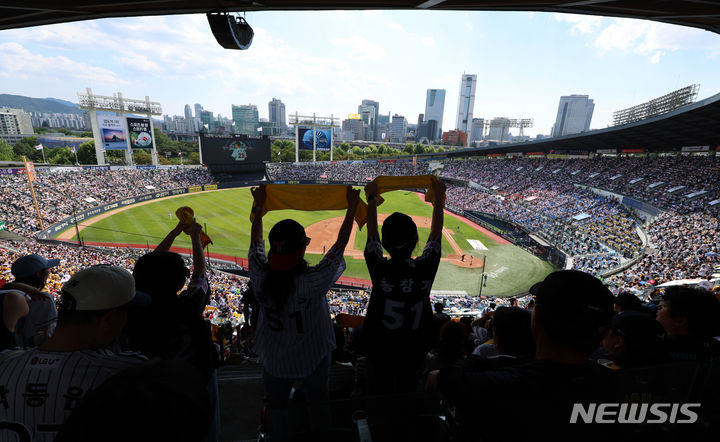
left=389, top=114, right=407, bottom=143
left=184, top=104, right=192, bottom=120
left=341, top=118, right=365, bottom=141
left=359, top=99, right=379, bottom=141
left=0, top=108, right=33, bottom=135
left=424, top=89, right=445, bottom=140
left=200, top=110, right=214, bottom=131
left=551, top=95, right=594, bottom=137
left=455, top=75, right=476, bottom=133
left=268, top=98, right=286, bottom=130
left=469, top=118, right=485, bottom=144
left=232, top=104, right=259, bottom=135
left=194, top=104, right=203, bottom=119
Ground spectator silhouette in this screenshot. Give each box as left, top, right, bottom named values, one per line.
left=362, top=178, right=446, bottom=395
left=0, top=265, right=147, bottom=442
left=601, top=310, right=666, bottom=369
left=4, top=253, right=59, bottom=347
left=430, top=270, right=616, bottom=441
left=125, top=221, right=220, bottom=441
left=656, top=286, right=720, bottom=363
left=56, top=359, right=212, bottom=442
left=248, top=184, right=359, bottom=435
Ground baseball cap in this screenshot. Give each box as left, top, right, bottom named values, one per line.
left=11, top=254, right=60, bottom=279
left=529, top=270, right=614, bottom=329
left=60, top=265, right=150, bottom=311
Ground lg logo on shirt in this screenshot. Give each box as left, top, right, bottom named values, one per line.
left=29, top=357, right=62, bottom=367
left=570, top=403, right=700, bottom=424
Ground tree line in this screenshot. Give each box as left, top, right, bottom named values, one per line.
left=270, top=140, right=454, bottom=162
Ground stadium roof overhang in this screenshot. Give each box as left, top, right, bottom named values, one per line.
left=446, top=91, right=720, bottom=156
left=1, top=1, right=720, bottom=34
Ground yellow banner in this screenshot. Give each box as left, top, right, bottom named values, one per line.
left=188, top=186, right=202, bottom=193
left=348, top=113, right=362, bottom=120
left=203, top=184, right=218, bottom=191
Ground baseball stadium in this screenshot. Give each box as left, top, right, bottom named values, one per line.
left=1, top=2, right=720, bottom=442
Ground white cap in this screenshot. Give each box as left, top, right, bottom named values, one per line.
left=60, top=265, right=150, bottom=311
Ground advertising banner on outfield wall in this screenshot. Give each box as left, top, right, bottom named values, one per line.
left=0, top=168, right=23, bottom=175
left=126, top=116, right=154, bottom=149
left=97, top=113, right=127, bottom=150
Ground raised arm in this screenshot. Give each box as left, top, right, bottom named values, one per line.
left=364, top=181, right=379, bottom=238
left=185, top=222, right=206, bottom=277
left=429, top=179, right=446, bottom=239
left=250, top=185, right=266, bottom=245
left=332, top=186, right=360, bottom=252
left=155, top=222, right=184, bottom=252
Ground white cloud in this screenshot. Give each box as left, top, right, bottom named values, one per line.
left=649, top=50, right=664, bottom=64
left=389, top=22, right=404, bottom=31
left=554, top=13, right=603, bottom=35
left=421, top=37, right=436, bottom=47
left=556, top=15, right=720, bottom=63
left=330, top=35, right=386, bottom=61
left=0, top=42, right=127, bottom=85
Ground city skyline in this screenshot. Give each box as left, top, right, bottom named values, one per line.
left=1, top=11, right=720, bottom=137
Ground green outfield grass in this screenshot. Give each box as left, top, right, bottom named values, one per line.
left=64, top=188, right=554, bottom=296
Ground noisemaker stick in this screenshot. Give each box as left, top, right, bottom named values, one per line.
left=175, top=206, right=213, bottom=248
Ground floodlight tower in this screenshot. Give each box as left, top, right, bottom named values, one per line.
left=289, top=112, right=340, bottom=162
left=485, top=118, right=534, bottom=143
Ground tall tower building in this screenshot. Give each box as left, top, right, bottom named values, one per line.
left=455, top=74, right=476, bottom=133
left=184, top=104, right=192, bottom=120
left=424, top=89, right=445, bottom=141
left=194, top=103, right=203, bottom=119
left=359, top=99, right=379, bottom=141
left=551, top=95, right=594, bottom=137
left=268, top=98, right=286, bottom=129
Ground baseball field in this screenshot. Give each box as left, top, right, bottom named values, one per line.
left=57, top=187, right=554, bottom=296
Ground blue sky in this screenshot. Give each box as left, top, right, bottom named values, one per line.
left=1, top=10, right=719, bottom=137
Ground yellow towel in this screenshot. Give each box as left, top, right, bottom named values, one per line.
left=372, top=175, right=443, bottom=206
left=251, top=184, right=368, bottom=228
left=175, top=206, right=213, bottom=247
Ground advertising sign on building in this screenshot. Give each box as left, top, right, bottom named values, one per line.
left=126, top=116, right=154, bottom=149
left=97, top=114, right=127, bottom=150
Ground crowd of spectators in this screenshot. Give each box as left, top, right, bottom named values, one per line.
left=1, top=157, right=718, bottom=440
left=267, top=161, right=424, bottom=182
left=263, top=156, right=719, bottom=289
left=0, top=167, right=215, bottom=236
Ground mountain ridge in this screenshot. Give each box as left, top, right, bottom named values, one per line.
left=0, top=94, right=82, bottom=114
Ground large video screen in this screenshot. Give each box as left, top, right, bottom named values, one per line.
left=298, top=127, right=332, bottom=151
left=200, top=134, right=271, bottom=165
